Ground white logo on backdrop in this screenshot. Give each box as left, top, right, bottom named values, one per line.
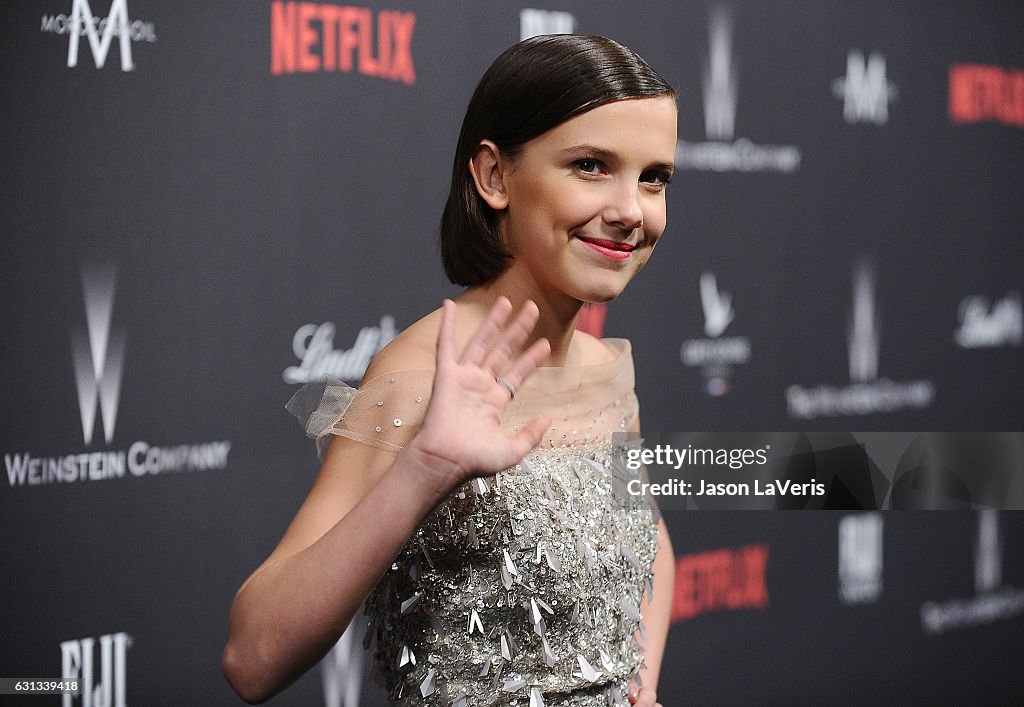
left=71, top=264, right=125, bottom=446
left=3, top=263, right=232, bottom=488
left=677, top=6, right=802, bottom=174
left=700, top=271, right=734, bottom=338
left=838, top=513, right=884, bottom=604
left=786, top=258, right=935, bottom=418
left=702, top=8, right=738, bottom=141
left=680, top=271, right=750, bottom=396
left=321, top=615, right=367, bottom=707
left=920, top=511, right=1024, bottom=634
left=60, top=631, right=131, bottom=707
left=41, top=0, right=157, bottom=71
left=955, top=291, right=1022, bottom=349
left=284, top=317, right=397, bottom=385
left=832, top=51, right=898, bottom=125
left=520, top=8, right=576, bottom=40
left=847, top=259, right=880, bottom=383
left=975, top=508, right=1002, bottom=594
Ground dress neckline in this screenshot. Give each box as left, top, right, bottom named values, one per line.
left=358, top=338, right=631, bottom=388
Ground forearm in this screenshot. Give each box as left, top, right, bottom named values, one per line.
left=223, top=447, right=454, bottom=703
left=636, top=517, right=675, bottom=691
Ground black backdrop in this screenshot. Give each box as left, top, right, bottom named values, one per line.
left=2, top=2, right=1022, bottom=705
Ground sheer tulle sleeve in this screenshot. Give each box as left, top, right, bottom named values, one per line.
left=285, top=338, right=637, bottom=461
left=285, top=371, right=435, bottom=459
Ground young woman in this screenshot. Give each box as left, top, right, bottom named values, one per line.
left=224, top=35, right=677, bottom=707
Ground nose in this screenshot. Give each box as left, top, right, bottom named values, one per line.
left=603, top=182, right=644, bottom=232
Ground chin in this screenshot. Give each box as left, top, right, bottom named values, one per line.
left=575, top=280, right=628, bottom=304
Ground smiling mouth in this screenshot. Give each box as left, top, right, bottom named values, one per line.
left=575, top=236, right=636, bottom=261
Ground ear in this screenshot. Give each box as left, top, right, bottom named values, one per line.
left=468, top=140, right=509, bottom=210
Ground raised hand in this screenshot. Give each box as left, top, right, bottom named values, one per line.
left=404, top=297, right=551, bottom=496
left=629, top=686, right=662, bottom=707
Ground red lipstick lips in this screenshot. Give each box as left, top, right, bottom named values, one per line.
left=575, top=236, right=635, bottom=261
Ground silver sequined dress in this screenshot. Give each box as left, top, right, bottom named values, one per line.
left=288, top=339, right=659, bottom=707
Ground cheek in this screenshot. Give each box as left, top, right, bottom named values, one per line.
left=643, top=202, right=668, bottom=239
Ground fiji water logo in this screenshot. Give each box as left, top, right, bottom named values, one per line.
left=60, top=631, right=131, bottom=707
left=838, top=513, right=883, bottom=604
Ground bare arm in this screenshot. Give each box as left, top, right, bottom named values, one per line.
left=223, top=299, right=550, bottom=703
left=629, top=417, right=675, bottom=707
left=636, top=517, right=674, bottom=691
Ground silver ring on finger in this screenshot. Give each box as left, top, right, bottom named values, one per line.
left=495, top=376, right=516, bottom=400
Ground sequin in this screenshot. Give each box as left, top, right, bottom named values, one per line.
left=318, top=342, right=657, bottom=706
left=363, top=441, right=656, bottom=706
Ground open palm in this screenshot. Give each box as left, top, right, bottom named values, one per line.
left=408, top=298, right=551, bottom=492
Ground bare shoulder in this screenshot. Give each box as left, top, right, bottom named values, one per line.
left=570, top=329, right=621, bottom=366
left=360, top=306, right=444, bottom=384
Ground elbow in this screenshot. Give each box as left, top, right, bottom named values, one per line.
left=222, top=638, right=277, bottom=705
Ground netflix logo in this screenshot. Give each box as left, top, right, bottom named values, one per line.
left=671, top=544, right=770, bottom=622
left=949, top=63, right=1024, bottom=129
left=271, top=2, right=416, bottom=85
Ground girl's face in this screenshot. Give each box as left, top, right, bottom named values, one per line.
left=494, top=96, right=677, bottom=304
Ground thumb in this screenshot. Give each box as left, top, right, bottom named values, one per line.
left=508, top=416, right=549, bottom=459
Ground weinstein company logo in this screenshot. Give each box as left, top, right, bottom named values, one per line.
left=3, top=264, right=231, bottom=488
left=284, top=317, right=397, bottom=384
left=680, top=271, right=751, bottom=396
left=921, top=511, right=1024, bottom=634
left=41, top=0, right=157, bottom=72
left=786, top=259, right=935, bottom=419
left=955, top=291, right=1022, bottom=349
left=676, top=6, right=802, bottom=174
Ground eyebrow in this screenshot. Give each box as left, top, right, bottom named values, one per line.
left=559, top=144, right=675, bottom=174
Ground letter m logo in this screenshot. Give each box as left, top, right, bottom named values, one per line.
left=68, top=0, right=134, bottom=71
left=835, top=52, right=896, bottom=125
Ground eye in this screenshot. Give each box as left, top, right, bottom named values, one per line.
left=573, top=158, right=606, bottom=175
left=640, top=169, right=673, bottom=189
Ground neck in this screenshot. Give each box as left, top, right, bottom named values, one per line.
left=457, top=271, right=585, bottom=366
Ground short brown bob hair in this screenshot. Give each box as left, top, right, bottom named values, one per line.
left=439, top=34, right=676, bottom=286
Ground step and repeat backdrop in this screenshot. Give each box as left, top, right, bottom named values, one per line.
left=2, top=1, right=1022, bottom=704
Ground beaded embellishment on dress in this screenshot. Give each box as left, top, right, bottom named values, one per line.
left=287, top=340, right=659, bottom=706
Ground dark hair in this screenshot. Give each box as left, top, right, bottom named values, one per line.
left=440, top=34, right=676, bottom=286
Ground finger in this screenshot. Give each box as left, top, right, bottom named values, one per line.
left=639, top=688, right=658, bottom=707
left=482, top=299, right=539, bottom=375
left=506, top=416, right=550, bottom=460
left=498, top=336, right=550, bottom=391
left=460, top=297, right=513, bottom=366
left=435, top=299, right=457, bottom=370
